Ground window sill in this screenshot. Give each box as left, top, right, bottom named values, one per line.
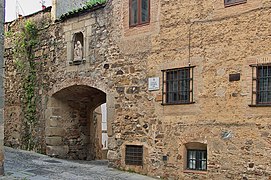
left=129, top=22, right=150, bottom=28
left=249, top=104, right=271, bottom=107
left=124, top=163, right=144, bottom=167
left=161, top=102, right=195, bottom=106
left=69, top=59, right=86, bottom=66
left=183, top=170, right=207, bottom=175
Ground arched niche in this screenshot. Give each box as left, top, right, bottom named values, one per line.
left=71, top=32, right=85, bottom=65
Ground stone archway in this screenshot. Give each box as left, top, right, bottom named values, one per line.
left=45, top=85, right=107, bottom=160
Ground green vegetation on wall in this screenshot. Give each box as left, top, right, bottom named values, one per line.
left=10, top=20, right=38, bottom=151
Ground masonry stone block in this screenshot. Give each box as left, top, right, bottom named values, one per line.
left=72, top=21, right=85, bottom=30
left=107, top=137, right=117, bottom=150
left=48, top=116, right=62, bottom=127
left=107, top=107, right=114, bottom=137
left=51, top=108, right=61, bottom=116
left=46, top=137, right=63, bottom=146
left=63, top=24, right=72, bottom=33
left=46, top=145, right=69, bottom=158
left=107, top=150, right=118, bottom=160
left=85, top=19, right=95, bottom=27
left=45, top=127, right=66, bottom=137
left=45, top=108, right=53, bottom=120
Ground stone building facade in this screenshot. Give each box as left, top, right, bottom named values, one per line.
left=4, top=0, right=271, bottom=179
left=0, top=0, right=4, bottom=175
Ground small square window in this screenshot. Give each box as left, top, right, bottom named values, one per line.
left=125, top=145, right=143, bottom=166
left=187, top=150, right=207, bottom=171
left=224, top=0, right=247, bottom=7
left=162, top=66, right=194, bottom=105
left=129, top=0, right=150, bottom=27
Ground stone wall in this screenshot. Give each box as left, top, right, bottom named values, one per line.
left=143, top=0, right=271, bottom=179
left=109, top=0, right=271, bottom=179
left=4, top=9, right=53, bottom=152
left=0, top=0, right=4, bottom=175
left=4, top=0, right=271, bottom=179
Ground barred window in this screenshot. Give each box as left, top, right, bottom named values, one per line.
left=224, top=0, right=247, bottom=6
left=129, top=0, right=150, bottom=27
left=125, top=145, right=143, bottom=166
left=250, top=64, right=271, bottom=106
left=162, top=66, right=194, bottom=105
left=187, top=150, right=207, bottom=171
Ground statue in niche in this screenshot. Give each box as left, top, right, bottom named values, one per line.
left=74, top=40, right=83, bottom=61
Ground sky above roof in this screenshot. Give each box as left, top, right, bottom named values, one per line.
left=5, top=0, right=52, bottom=22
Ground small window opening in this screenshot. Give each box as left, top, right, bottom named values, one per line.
left=129, top=0, right=150, bottom=27
left=185, top=142, right=207, bottom=171
left=125, top=145, right=143, bottom=166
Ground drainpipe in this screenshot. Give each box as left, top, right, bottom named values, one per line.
left=188, top=21, right=196, bottom=67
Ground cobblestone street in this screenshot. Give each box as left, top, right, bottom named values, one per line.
left=0, top=147, right=156, bottom=180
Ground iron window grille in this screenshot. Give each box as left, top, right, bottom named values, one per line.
left=162, top=66, right=195, bottom=105
left=250, top=64, right=271, bottom=106
left=129, top=0, right=150, bottom=27
left=125, top=145, right=143, bottom=166
left=224, top=0, right=247, bottom=7
left=187, top=150, right=207, bottom=171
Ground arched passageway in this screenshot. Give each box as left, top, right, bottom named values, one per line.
left=45, top=85, right=107, bottom=160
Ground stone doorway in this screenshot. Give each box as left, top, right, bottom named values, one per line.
left=45, top=85, right=107, bottom=160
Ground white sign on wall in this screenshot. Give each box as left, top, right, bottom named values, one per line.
left=148, top=77, right=160, bottom=91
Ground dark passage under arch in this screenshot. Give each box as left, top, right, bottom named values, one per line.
left=45, top=85, right=106, bottom=160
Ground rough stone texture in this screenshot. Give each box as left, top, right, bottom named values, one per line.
left=0, top=0, right=4, bottom=175
left=142, top=0, right=271, bottom=179
left=4, top=9, right=52, bottom=153
left=4, top=6, right=112, bottom=162
left=4, top=0, right=271, bottom=179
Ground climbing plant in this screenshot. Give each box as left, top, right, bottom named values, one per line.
left=11, top=20, right=38, bottom=151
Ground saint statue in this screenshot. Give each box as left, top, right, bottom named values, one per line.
left=74, top=41, right=83, bottom=61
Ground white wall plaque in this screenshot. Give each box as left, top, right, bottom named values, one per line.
left=148, top=77, right=160, bottom=91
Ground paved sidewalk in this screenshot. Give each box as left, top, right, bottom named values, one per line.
left=0, top=147, right=157, bottom=180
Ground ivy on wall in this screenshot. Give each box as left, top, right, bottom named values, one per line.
left=9, top=20, right=38, bottom=151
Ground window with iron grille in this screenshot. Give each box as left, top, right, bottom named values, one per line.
left=125, top=145, right=143, bottom=166
left=187, top=150, right=207, bottom=171
left=162, top=66, right=194, bottom=105
left=129, top=0, right=150, bottom=27
left=224, top=0, right=247, bottom=6
left=250, top=64, right=271, bottom=106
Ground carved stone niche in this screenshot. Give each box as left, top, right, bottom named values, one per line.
left=70, top=32, right=86, bottom=65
